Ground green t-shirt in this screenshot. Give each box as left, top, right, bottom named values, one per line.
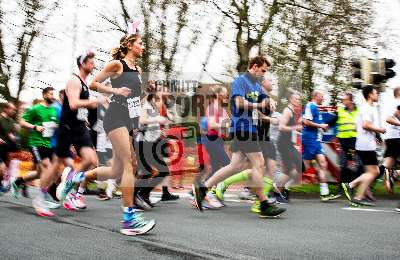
left=22, top=104, right=58, bottom=148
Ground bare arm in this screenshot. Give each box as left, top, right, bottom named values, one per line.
left=279, top=108, right=294, bottom=132
left=19, top=118, right=38, bottom=131
left=303, top=119, right=328, bottom=130
left=362, top=120, right=386, bottom=134
left=234, top=96, right=268, bottom=111
left=90, top=61, right=131, bottom=97
left=386, top=117, right=400, bottom=126
left=66, top=78, right=98, bottom=111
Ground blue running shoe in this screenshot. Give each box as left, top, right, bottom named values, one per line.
left=120, top=213, right=156, bottom=236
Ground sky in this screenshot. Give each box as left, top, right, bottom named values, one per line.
left=5, top=0, right=400, bottom=104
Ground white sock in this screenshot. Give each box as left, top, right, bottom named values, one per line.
left=320, top=183, right=329, bottom=196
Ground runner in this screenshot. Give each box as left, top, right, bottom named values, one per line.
left=380, top=87, right=400, bottom=193
left=275, top=90, right=302, bottom=203
left=32, top=50, right=100, bottom=216
left=302, top=90, right=341, bottom=202
left=212, top=76, right=282, bottom=211
left=133, top=82, right=173, bottom=208
left=13, top=87, right=60, bottom=210
left=342, top=86, right=386, bottom=206
left=57, top=23, right=156, bottom=235
left=0, top=102, right=19, bottom=193
left=192, top=56, right=286, bottom=218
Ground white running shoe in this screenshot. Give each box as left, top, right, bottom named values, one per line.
left=63, top=193, right=77, bottom=211
left=106, top=180, right=116, bottom=199
left=72, top=193, right=87, bottom=209
left=205, top=191, right=224, bottom=208
left=33, top=196, right=55, bottom=217
left=44, top=194, right=60, bottom=209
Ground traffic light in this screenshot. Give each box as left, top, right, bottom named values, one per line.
left=380, top=58, right=396, bottom=81
left=351, top=57, right=370, bottom=89
left=351, top=57, right=396, bottom=88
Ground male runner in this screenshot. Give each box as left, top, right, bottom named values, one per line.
left=192, top=56, right=286, bottom=218
left=13, top=87, right=60, bottom=210
left=302, top=90, right=341, bottom=201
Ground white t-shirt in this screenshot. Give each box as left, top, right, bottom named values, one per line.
left=140, top=101, right=162, bottom=142
left=355, top=103, right=379, bottom=151
left=383, top=98, right=400, bottom=140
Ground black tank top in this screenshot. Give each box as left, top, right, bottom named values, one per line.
left=110, top=60, right=141, bottom=104
left=60, top=74, right=90, bottom=128
left=279, top=106, right=296, bottom=142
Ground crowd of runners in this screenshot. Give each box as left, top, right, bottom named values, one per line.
left=0, top=23, right=399, bottom=236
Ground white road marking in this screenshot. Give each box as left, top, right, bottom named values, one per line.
left=342, top=207, right=397, bottom=213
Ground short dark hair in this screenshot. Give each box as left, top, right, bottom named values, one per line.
left=77, top=53, right=95, bottom=68
left=42, top=87, right=54, bottom=95
left=248, top=56, right=271, bottom=69
left=362, top=85, right=375, bottom=100
left=59, top=89, right=65, bottom=96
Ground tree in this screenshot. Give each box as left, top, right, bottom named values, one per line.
left=0, top=0, right=59, bottom=102
left=266, top=0, right=374, bottom=104
left=96, top=0, right=202, bottom=80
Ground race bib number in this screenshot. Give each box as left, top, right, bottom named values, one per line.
left=127, top=97, right=141, bottom=119
left=42, top=121, right=56, bottom=138
left=77, top=108, right=89, bottom=122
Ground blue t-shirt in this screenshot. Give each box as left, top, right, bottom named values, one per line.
left=302, top=102, right=323, bottom=141
left=230, top=72, right=267, bottom=133
left=51, top=101, right=62, bottom=147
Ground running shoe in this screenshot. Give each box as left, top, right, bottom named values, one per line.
left=0, top=184, right=7, bottom=195
left=149, top=196, right=162, bottom=205
left=384, top=168, right=395, bottom=193
left=191, top=182, right=207, bottom=212
left=120, top=214, right=156, bottom=236
left=205, top=191, right=224, bottom=208
left=251, top=200, right=261, bottom=214
left=56, top=167, right=78, bottom=201
left=132, top=204, right=145, bottom=212
left=259, top=203, right=286, bottom=218
left=44, top=193, right=60, bottom=209
left=274, top=191, right=289, bottom=204
left=320, top=193, right=341, bottom=202
left=63, top=193, right=77, bottom=211
left=161, top=192, right=179, bottom=201
left=214, top=182, right=227, bottom=202
left=72, top=193, right=87, bottom=209
left=106, top=181, right=116, bottom=199
left=135, top=194, right=152, bottom=210
left=341, top=183, right=353, bottom=201
left=351, top=198, right=375, bottom=207
left=97, top=192, right=111, bottom=201
left=10, top=180, right=22, bottom=199
left=140, top=194, right=155, bottom=208
left=238, top=187, right=253, bottom=200
left=33, top=196, right=55, bottom=217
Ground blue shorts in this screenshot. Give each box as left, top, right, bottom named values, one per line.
left=302, top=139, right=324, bottom=160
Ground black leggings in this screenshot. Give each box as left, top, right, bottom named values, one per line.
left=133, top=138, right=170, bottom=196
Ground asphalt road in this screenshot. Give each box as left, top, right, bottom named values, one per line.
left=0, top=191, right=399, bottom=260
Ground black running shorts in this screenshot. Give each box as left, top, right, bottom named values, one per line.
left=56, top=124, right=93, bottom=158
left=356, top=150, right=378, bottom=166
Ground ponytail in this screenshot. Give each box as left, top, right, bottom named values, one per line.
left=111, top=34, right=140, bottom=60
